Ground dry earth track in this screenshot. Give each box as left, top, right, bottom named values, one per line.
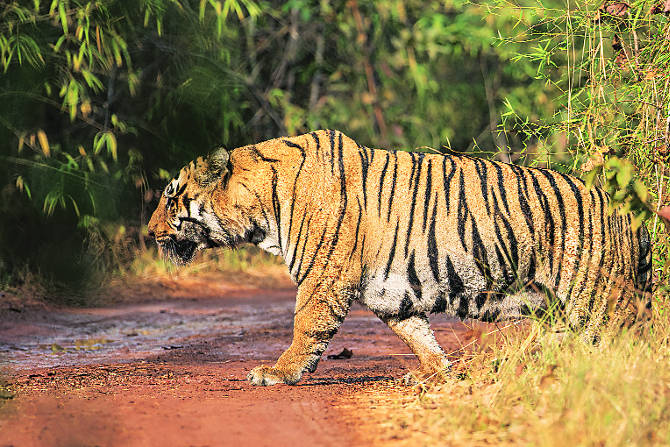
left=0, top=282, right=490, bottom=446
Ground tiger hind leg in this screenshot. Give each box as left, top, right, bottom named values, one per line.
left=383, top=314, right=450, bottom=383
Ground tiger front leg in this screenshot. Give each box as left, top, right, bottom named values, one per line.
left=383, top=314, right=450, bottom=383
left=247, top=282, right=351, bottom=386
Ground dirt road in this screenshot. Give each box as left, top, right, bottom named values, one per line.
left=0, top=285, right=483, bottom=446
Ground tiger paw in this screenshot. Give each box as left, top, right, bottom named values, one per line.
left=247, top=365, right=301, bottom=386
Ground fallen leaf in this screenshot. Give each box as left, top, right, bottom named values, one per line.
left=327, top=348, right=353, bottom=359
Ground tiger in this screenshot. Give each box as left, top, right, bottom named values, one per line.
left=147, top=129, right=652, bottom=386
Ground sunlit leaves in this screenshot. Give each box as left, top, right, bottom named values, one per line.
left=58, top=1, right=68, bottom=34
left=36, top=130, right=50, bottom=157
left=198, top=0, right=261, bottom=37
left=93, top=131, right=117, bottom=161
left=15, top=175, right=31, bottom=199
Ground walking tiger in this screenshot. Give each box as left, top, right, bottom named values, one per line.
left=147, top=130, right=652, bottom=385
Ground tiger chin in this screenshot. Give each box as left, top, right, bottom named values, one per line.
left=148, top=129, right=652, bottom=386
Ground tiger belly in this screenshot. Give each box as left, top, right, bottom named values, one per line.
left=359, top=255, right=541, bottom=322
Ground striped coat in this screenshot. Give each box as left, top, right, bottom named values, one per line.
left=148, top=129, right=652, bottom=385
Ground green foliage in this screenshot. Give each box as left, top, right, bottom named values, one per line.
left=495, top=0, right=669, bottom=282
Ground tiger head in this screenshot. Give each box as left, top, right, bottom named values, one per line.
left=147, top=148, right=267, bottom=264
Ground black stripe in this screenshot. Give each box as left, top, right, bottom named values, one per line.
left=538, top=169, right=567, bottom=290
left=359, top=233, right=366, bottom=267
left=384, top=221, right=400, bottom=280
left=586, top=188, right=608, bottom=315
left=527, top=253, right=536, bottom=282
left=182, top=196, right=192, bottom=218
left=573, top=189, right=596, bottom=301
left=250, top=145, right=280, bottom=163
left=427, top=196, right=440, bottom=282
left=473, top=158, right=491, bottom=215
left=378, top=152, right=390, bottom=217
left=457, top=169, right=469, bottom=252
left=557, top=172, right=585, bottom=298
left=329, top=130, right=336, bottom=175
left=404, top=153, right=424, bottom=256
left=446, top=255, right=464, bottom=305
left=398, top=292, right=414, bottom=320
left=286, top=142, right=307, bottom=251
left=624, top=214, right=635, bottom=274
left=297, top=222, right=328, bottom=286
left=282, top=139, right=305, bottom=151
left=288, top=209, right=308, bottom=273
left=242, top=186, right=271, bottom=235
left=311, top=131, right=321, bottom=158
left=475, top=292, right=488, bottom=310
left=422, top=159, right=433, bottom=232
left=348, top=198, right=364, bottom=264
left=408, top=152, right=417, bottom=189
left=320, top=132, right=348, bottom=270
left=492, top=161, right=510, bottom=215
left=387, top=151, right=398, bottom=221
left=491, top=186, right=519, bottom=270
left=528, top=170, right=554, bottom=272
left=407, top=250, right=422, bottom=301
left=305, top=326, right=340, bottom=341
left=176, top=182, right=187, bottom=196
left=357, top=143, right=370, bottom=209
left=431, top=293, right=447, bottom=314
left=510, top=165, right=535, bottom=236
left=494, top=244, right=513, bottom=291
left=471, top=215, right=492, bottom=289
left=270, top=166, right=282, bottom=253
left=292, top=215, right=313, bottom=279
left=443, top=156, right=457, bottom=213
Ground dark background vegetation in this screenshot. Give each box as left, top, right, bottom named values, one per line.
left=0, top=0, right=667, bottom=299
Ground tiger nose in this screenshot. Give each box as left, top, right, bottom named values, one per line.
left=147, top=227, right=155, bottom=239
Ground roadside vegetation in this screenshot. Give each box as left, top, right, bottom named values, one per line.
left=355, top=313, right=670, bottom=446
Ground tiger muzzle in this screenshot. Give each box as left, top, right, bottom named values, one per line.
left=156, top=235, right=198, bottom=265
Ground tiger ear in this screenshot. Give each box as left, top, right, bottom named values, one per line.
left=196, top=147, right=230, bottom=186
left=208, top=147, right=230, bottom=177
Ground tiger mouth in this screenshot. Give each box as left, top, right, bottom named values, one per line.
left=156, top=236, right=198, bottom=265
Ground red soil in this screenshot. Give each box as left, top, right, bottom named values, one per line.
left=0, top=284, right=489, bottom=446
